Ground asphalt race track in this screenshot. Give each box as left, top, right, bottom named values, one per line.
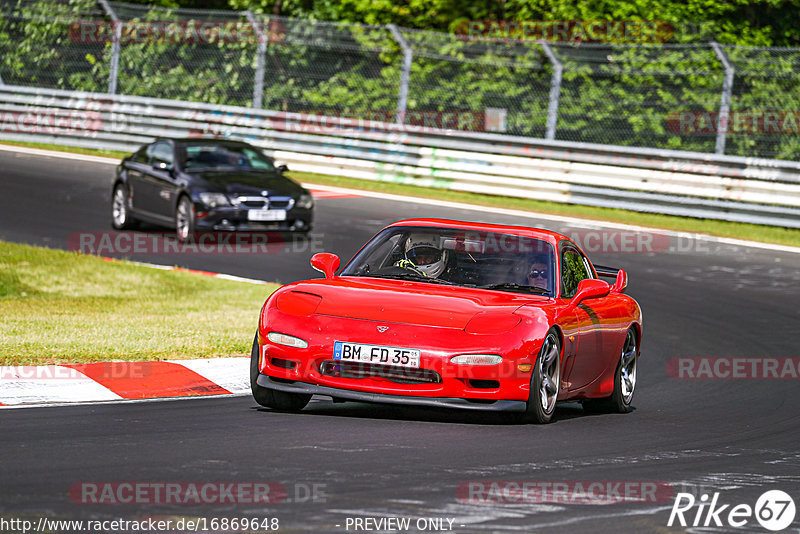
left=2, top=148, right=800, bottom=533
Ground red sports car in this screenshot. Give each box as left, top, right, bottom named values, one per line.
left=251, top=219, right=642, bottom=423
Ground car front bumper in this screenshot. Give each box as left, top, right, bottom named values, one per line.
left=256, top=373, right=528, bottom=412
left=195, top=206, right=313, bottom=232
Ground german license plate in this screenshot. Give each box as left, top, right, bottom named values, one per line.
left=248, top=209, right=286, bottom=221
left=333, top=342, right=421, bottom=368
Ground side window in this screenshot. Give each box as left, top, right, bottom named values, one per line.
left=561, top=247, right=591, bottom=298
left=150, top=142, right=174, bottom=169
left=242, top=147, right=275, bottom=171
left=130, top=146, right=150, bottom=164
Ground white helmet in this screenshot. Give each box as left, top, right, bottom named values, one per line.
left=405, top=233, right=448, bottom=278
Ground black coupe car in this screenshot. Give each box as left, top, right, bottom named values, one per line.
left=110, top=138, right=314, bottom=240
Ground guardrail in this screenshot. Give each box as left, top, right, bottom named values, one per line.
left=2, top=84, right=800, bottom=228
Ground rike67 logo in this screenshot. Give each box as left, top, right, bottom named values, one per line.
left=668, top=490, right=796, bottom=531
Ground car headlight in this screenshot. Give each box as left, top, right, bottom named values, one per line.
left=267, top=332, right=308, bottom=348
left=198, top=192, right=230, bottom=208
left=450, top=354, right=503, bottom=365
left=296, top=193, right=314, bottom=210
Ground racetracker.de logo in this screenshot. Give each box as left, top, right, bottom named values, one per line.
left=0, top=363, right=152, bottom=381
left=666, top=110, right=800, bottom=134
left=69, top=20, right=286, bottom=44
left=69, top=482, right=327, bottom=504
left=70, top=482, right=286, bottom=504
left=564, top=230, right=671, bottom=254
left=68, top=232, right=324, bottom=255
left=454, top=20, right=674, bottom=43
left=667, top=357, right=800, bottom=379
left=271, top=110, right=488, bottom=134
left=447, top=230, right=671, bottom=255
left=456, top=481, right=674, bottom=504
left=0, top=109, right=103, bottom=134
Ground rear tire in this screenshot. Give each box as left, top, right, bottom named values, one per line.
left=111, top=183, right=137, bottom=230
left=582, top=327, right=638, bottom=414
left=250, top=334, right=311, bottom=412
left=524, top=329, right=562, bottom=424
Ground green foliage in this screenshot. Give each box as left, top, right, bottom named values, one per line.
left=227, top=0, right=800, bottom=47
left=0, top=0, right=108, bottom=90
left=1, top=0, right=799, bottom=159
left=108, top=5, right=256, bottom=105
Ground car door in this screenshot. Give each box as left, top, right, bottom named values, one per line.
left=560, top=244, right=610, bottom=391
left=147, top=141, right=179, bottom=219
left=123, top=144, right=157, bottom=216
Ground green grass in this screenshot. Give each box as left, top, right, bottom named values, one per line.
left=2, top=139, right=799, bottom=248
left=0, top=139, right=130, bottom=160
left=0, top=241, right=278, bottom=366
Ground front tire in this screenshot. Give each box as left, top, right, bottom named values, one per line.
left=525, top=330, right=562, bottom=424
left=250, top=334, right=311, bottom=412
left=583, top=327, right=638, bottom=414
left=111, top=183, right=137, bottom=230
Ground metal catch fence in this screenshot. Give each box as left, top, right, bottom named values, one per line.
left=1, top=0, right=800, bottom=160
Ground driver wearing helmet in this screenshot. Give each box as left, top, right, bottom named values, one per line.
left=396, top=233, right=449, bottom=279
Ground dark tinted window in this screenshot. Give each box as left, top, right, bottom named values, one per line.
left=180, top=143, right=275, bottom=172
left=130, top=146, right=150, bottom=164
left=340, top=226, right=556, bottom=296
left=150, top=142, right=173, bottom=168
left=561, top=247, right=592, bottom=298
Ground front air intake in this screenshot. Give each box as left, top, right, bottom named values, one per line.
left=318, top=361, right=441, bottom=384
left=468, top=379, right=500, bottom=389
left=270, top=357, right=297, bottom=370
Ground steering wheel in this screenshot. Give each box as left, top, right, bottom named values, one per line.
left=394, top=259, right=428, bottom=278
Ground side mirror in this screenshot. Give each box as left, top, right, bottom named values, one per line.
left=310, top=253, right=340, bottom=280
left=277, top=164, right=288, bottom=173
left=153, top=161, right=171, bottom=172
left=611, top=269, right=627, bottom=293
left=569, top=278, right=610, bottom=306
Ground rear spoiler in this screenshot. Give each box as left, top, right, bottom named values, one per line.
left=593, top=265, right=620, bottom=278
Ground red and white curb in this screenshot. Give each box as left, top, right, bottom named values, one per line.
left=0, top=358, right=250, bottom=407
left=308, top=188, right=361, bottom=199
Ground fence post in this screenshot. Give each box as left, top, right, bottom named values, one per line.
left=539, top=42, right=562, bottom=141
left=97, top=0, right=120, bottom=95
left=711, top=42, right=735, bottom=155
left=387, top=24, right=412, bottom=125
left=245, top=11, right=266, bottom=109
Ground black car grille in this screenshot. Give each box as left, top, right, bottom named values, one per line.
left=233, top=196, right=294, bottom=209
left=268, top=198, right=293, bottom=209
left=318, top=361, right=441, bottom=384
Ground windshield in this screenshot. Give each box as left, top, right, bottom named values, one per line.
left=340, top=226, right=556, bottom=296
left=179, top=143, right=276, bottom=172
